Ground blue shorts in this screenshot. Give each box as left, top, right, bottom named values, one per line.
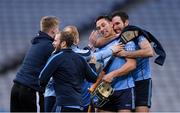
left=135, top=78, right=152, bottom=108
left=99, top=88, right=135, bottom=111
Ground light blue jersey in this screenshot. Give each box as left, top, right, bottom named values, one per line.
left=72, top=45, right=113, bottom=62
left=133, top=36, right=151, bottom=81
left=96, top=37, right=120, bottom=67
left=106, top=40, right=136, bottom=91
left=81, top=80, right=91, bottom=107
left=44, top=78, right=55, bottom=97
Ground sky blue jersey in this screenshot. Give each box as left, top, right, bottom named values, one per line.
left=132, top=36, right=151, bottom=81
left=96, top=37, right=119, bottom=68
left=106, top=39, right=136, bottom=91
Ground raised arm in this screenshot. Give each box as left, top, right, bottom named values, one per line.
left=89, top=30, right=112, bottom=48
left=93, top=43, right=123, bottom=61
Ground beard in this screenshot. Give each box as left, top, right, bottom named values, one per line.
left=114, top=29, right=122, bottom=34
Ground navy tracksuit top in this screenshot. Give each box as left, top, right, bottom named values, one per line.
left=39, top=49, right=97, bottom=106
left=14, top=31, right=54, bottom=91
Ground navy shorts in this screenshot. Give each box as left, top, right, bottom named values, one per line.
left=55, top=106, right=83, bottom=112
left=135, top=78, right=152, bottom=108
left=44, top=96, right=56, bottom=112
left=99, top=88, right=135, bottom=112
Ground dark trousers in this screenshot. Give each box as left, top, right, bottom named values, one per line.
left=10, top=82, right=44, bottom=112
left=44, top=96, right=56, bottom=112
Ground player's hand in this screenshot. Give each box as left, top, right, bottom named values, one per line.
left=111, top=43, right=125, bottom=54
left=115, top=49, right=127, bottom=57
left=88, top=83, right=97, bottom=93
left=88, top=30, right=99, bottom=48
left=89, top=56, right=97, bottom=64
left=102, top=73, right=114, bottom=83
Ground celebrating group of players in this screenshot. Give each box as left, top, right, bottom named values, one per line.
left=10, top=10, right=156, bottom=112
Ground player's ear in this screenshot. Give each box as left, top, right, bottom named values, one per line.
left=61, top=41, right=67, bottom=48
left=125, top=20, right=129, bottom=26
left=110, top=21, right=113, bottom=28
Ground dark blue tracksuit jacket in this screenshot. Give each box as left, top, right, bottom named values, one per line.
left=14, top=31, right=54, bottom=91
left=39, top=49, right=97, bottom=106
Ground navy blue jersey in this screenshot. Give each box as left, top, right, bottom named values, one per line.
left=39, top=49, right=97, bottom=106
left=44, top=45, right=114, bottom=108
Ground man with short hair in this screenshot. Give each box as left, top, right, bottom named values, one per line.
left=91, top=15, right=136, bottom=112
left=39, top=32, right=97, bottom=112
left=10, top=16, right=60, bottom=112
left=111, top=11, right=154, bottom=112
